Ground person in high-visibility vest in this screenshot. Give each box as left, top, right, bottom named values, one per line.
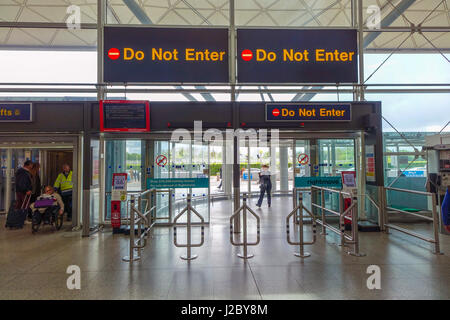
left=54, top=163, right=73, bottom=221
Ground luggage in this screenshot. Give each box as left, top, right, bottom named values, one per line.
left=5, top=194, right=31, bottom=229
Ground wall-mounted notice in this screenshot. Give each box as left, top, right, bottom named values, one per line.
left=237, top=29, right=358, bottom=83
left=366, top=145, right=376, bottom=182
left=100, top=100, right=150, bottom=132
left=104, top=27, right=229, bottom=83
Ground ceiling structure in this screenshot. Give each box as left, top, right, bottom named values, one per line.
left=0, top=0, right=449, bottom=52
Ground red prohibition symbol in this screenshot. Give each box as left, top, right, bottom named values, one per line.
left=272, top=108, right=280, bottom=117
left=156, top=155, right=168, bottom=167
left=108, top=48, right=120, bottom=60
left=297, top=153, right=309, bottom=165
left=241, top=49, right=253, bottom=61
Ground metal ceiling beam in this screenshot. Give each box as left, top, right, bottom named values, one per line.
left=121, top=0, right=216, bottom=102
left=294, top=0, right=417, bottom=102
left=122, top=0, right=153, bottom=24
left=363, top=0, right=417, bottom=48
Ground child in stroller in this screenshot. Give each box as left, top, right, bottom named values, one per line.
left=30, top=186, right=65, bottom=233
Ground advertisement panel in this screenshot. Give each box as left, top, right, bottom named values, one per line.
left=104, top=27, right=229, bottom=83
left=237, top=29, right=358, bottom=83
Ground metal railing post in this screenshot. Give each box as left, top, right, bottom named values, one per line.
left=230, top=192, right=260, bottom=259
left=286, top=188, right=316, bottom=258
left=348, top=194, right=365, bottom=257
left=122, top=195, right=140, bottom=262
left=173, top=193, right=206, bottom=261
left=320, top=189, right=326, bottom=235
left=431, top=194, right=441, bottom=255
left=339, top=191, right=345, bottom=247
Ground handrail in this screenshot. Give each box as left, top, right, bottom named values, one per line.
left=286, top=188, right=316, bottom=258
left=384, top=187, right=442, bottom=254
left=310, top=185, right=365, bottom=257
left=230, top=193, right=261, bottom=259
left=173, top=193, right=206, bottom=260
left=122, top=190, right=157, bottom=263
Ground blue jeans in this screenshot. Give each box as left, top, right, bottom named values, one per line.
left=257, top=185, right=271, bottom=206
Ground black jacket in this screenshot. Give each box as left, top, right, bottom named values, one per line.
left=15, top=168, right=32, bottom=193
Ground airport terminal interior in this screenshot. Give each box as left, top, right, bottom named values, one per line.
left=0, top=0, right=450, bottom=301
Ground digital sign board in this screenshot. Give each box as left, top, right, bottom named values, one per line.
left=0, top=103, right=32, bottom=122
left=103, top=27, right=229, bottom=83
left=237, top=29, right=358, bottom=83
left=266, top=103, right=351, bottom=122
left=100, top=100, right=150, bottom=132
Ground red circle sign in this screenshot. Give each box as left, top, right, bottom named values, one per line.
left=297, top=154, right=309, bottom=165
left=156, top=155, right=168, bottom=167
left=272, top=108, right=280, bottom=117
left=241, top=49, right=253, bottom=61
left=108, top=48, right=120, bottom=60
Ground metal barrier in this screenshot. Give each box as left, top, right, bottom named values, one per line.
left=311, top=186, right=365, bottom=257
left=230, top=193, right=261, bottom=259
left=173, top=194, right=206, bottom=260
left=286, top=188, right=316, bottom=258
left=122, top=189, right=157, bottom=262
left=384, top=187, right=442, bottom=254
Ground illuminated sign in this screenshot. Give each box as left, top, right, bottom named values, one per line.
left=0, top=103, right=32, bottom=122
left=100, top=100, right=150, bottom=132
left=237, top=29, right=358, bottom=83
left=104, top=27, right=229, bottom=83
left=295, top=176, right=343, bottom=188
left=266, top=103, right=351, bottom=122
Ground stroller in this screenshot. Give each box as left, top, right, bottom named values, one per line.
left=31, top=198, right=64, bottom=233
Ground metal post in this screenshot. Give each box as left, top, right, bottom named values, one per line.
left=320, top=190, right=326, bottom=235
left=237, top=193, right=254, bottom=259
left=122, top=195, right=140, bottom=262
left=349, top=195, right=365, bottom=257
left=97, top=0, right=105, bottom=100
left=339, top=192, right=345, bottom=247
left=357, top=0, right=365, bottom=101
left=181, top=194, right=198, bottom=260
left=431, top=195, right=442, bottom=254
left=294, top=192, right=311, bottom=258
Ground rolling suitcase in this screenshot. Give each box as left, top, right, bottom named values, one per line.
left=5, top=194, right=31, bottom=229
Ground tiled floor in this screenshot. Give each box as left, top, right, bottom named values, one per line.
left=0, top=196, right=449, bottom=300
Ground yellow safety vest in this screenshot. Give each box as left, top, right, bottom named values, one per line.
left=54, top=171, right=73, bottom=192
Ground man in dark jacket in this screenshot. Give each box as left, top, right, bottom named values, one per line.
left=15, top=160, right=33, bottom=209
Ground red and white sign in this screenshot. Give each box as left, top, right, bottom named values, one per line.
left=155, top=155, right=168, bottom=167
left=111, top=201, right=121, bottom=228
left=111, top=173, right=128, bottom=229
left=297, top=153, right=309, bottom=165
left=108, top=48, right=120, bottom=60
left=241, top=49, right=253, bottom=61
left=272, top=108, right=280, bottom=117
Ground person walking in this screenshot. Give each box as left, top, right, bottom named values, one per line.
left=256, top=164, right=272, bottom=208
left=30, top=162, right=42, bottom=204
left=54, top=163, right=73, bottom=221
left=15, top=160, right=33, bottom=210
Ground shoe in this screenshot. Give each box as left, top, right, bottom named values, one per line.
left=268, top=204, right=271, bottom=208
left=256, top=204, right=261, bottom=208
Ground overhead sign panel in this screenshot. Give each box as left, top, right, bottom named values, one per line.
left=0, top=103, right=32, bottom=122
left=237, top=29, right=358, bottom=83
left=266, top=103, right=351, bottom=122
left=100, top=100, right=150, bottom=132
left=104, top=27, right=229, bottom=83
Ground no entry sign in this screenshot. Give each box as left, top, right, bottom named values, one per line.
left=156, top=155, right=168, bottom=167
left=298, top=154, right=309, bottom=165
